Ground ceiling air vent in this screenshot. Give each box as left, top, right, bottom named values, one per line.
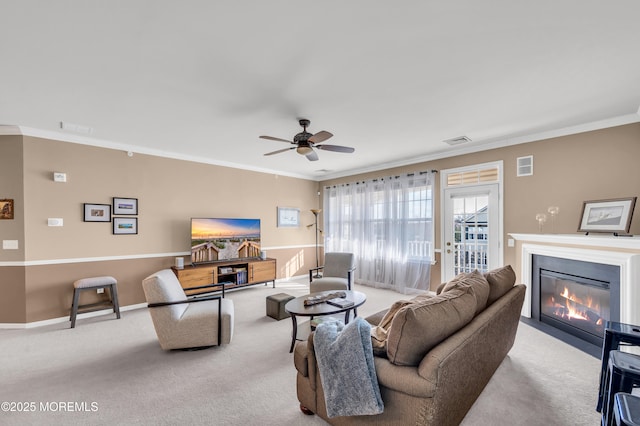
left=443, top=136, right=472, bottom=146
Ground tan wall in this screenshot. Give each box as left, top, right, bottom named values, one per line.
left=321, top=123, right=640, bottom=289
left=1, top=135, right=321, bottom=323
left=0, top=136, right=25, bottom=260
left=21, top=136, right=321, bottom=259
left=3, top=122, right=639, bottom=322
left=0, top=137, right=26, bottom=321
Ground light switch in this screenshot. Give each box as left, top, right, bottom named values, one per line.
left=508, top=238, right=515, bottom=247
left=53, top=172, right=67, bottom=182
left=48, top=218, right=64, bottom=227
left=3, top=240, right=19, bottom=250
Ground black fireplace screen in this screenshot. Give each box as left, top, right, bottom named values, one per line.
left=540, top=271, right=610, bottom=340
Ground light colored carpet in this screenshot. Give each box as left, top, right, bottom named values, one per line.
left=0, top=278, right=602, bottom=425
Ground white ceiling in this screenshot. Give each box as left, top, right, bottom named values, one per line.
left=2, top=1, right=640, bottom=180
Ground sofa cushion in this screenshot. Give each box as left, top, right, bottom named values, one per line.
left=385, top=287, right=477, bottom=366
left=370, top=299, right=412, bottom=357
left=440, top=270, right=490, bottom=315
left=484, top=265, right=516, bottom=305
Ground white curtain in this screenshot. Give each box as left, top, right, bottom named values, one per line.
left=323, top=171, right=435, bottom=294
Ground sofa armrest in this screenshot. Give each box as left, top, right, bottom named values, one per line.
left=294, top=333, right=318, bottom=390
left=365, top=309, right=388, bottom=327
left=296, top=328, right=435, bottom=399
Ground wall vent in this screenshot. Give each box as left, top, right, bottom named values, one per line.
left=517, top=155, right=533, bottom=176
left=443, top=136, right=472, bottom=146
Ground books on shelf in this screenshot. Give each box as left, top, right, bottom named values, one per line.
left=326, top=298, right=354, bottom=308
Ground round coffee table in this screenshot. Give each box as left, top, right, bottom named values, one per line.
left=285, top=290, right=366, bottom=353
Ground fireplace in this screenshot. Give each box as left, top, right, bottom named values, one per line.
left=531, top=255, right=620, bottom=347
left=510, top=234, right=640, bottom=356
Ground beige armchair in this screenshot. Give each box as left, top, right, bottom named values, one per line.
left=142, top=269, right=234, bottom=350
left=309, top=252, right=356, bottom=293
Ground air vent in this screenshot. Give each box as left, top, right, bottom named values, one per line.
left=443, top=136, right=472, bottom=146
left=517, top=155, right=533, bottom=176
left=60, top=121, right=93, bottom=135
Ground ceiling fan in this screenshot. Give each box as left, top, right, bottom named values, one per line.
left=261, top=119, right=355, bottom=161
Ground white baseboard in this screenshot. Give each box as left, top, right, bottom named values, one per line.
left=0, top=303, right=147, bottom=329
left=0, top=275, right=310, bottom=329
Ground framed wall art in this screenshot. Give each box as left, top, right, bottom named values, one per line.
left=113, top=217, right=138, bottom=235
left=578, top=197, right=637, bottom=235
left=277, top=207, right=300, bottom=228
left=113, top=197, right=138, bottom=215
left=0, top=199, right=14, bottom=220
left=83, top=203, right=111, bottom=222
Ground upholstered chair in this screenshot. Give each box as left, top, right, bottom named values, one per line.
left=142, top=269, right=234, bottom=350
left=309, top=252, right=356, bottom=293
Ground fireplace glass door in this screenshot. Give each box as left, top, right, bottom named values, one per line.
left=540, top=271, right=610, bottom=344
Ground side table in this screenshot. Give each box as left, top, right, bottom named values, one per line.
left=597, top=321, right=640, bottom=412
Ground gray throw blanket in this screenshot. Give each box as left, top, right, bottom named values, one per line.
left=313, top=317, right=384, bottom=418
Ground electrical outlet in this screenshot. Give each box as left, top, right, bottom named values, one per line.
left=97, top=288, right=104, bottom=294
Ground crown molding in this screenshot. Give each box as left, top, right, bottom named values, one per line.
left=317, top=112, right=640, bottom=181
left=0, top=125, right=315, bottom=181
left=4, top=109, right=640, bottom=182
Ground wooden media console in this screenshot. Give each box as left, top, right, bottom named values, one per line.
left=172, top=258, right=276, bottom=296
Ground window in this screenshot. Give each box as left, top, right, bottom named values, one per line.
left=446, top=166, right=499, bottom=187
left=323, top=171, right=435, bottom=293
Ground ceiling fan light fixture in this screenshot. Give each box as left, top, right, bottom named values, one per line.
left=296, top=146, right=313, bottom=155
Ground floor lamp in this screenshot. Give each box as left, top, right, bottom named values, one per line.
left=308, top=209, right=322, bottom=278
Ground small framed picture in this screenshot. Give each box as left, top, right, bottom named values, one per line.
left=83, top=203, right=111, bottom=222
left=113, top=197, right=138, bottom=215
left=578, top=197, right=637, bottom=235
left=277, top=207, right=300, bottom=227
left=113, top=217, right=138, bottom=235
left=0, top=199, right=14, bottom=220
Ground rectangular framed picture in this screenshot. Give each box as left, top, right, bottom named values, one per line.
left=83, top=203, right=111, bottom=222
left=277, top=207, right=300, bottom=227
left=113, top=197, right=138, bottom=215
left=113, top=217, right=138, bottom=235
left=0, top=199, right=14, bottom=220
left=578, top=197, right=637, bottom=234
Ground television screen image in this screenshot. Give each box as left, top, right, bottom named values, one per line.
left=191, top=218, right=261, bottom=264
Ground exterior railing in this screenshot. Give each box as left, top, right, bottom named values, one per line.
left=453, top=242, right=489, bottom=274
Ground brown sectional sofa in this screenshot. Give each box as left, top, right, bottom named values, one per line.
left=293, top=266, right=526, bottom=425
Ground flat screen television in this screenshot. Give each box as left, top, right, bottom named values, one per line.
left=190, top=218, right=261, bottom=264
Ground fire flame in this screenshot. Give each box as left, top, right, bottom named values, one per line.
left=551, top=286, right=601, bottom=323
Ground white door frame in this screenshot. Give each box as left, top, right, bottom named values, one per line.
left=440, top=161, right=504, bottom=282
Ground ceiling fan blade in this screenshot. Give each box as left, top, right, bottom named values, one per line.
left=264, top=147, right=295, bottom=156
left=316, top=144, right=355, bottom=153
left=305, top=150, right=319, bottom=161
left=260, top=135, right=294, bottom=144
left=308, top=131, right=333, bottom=144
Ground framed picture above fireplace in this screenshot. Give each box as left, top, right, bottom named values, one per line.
left=578, top=197, right=637, bottom=235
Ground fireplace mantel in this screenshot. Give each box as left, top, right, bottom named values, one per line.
left=509, top=233, right=640, bottom=326
left=510, top=233, right=640, bottom=251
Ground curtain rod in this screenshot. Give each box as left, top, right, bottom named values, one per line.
left=324, top=170, right=437, bottom=188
